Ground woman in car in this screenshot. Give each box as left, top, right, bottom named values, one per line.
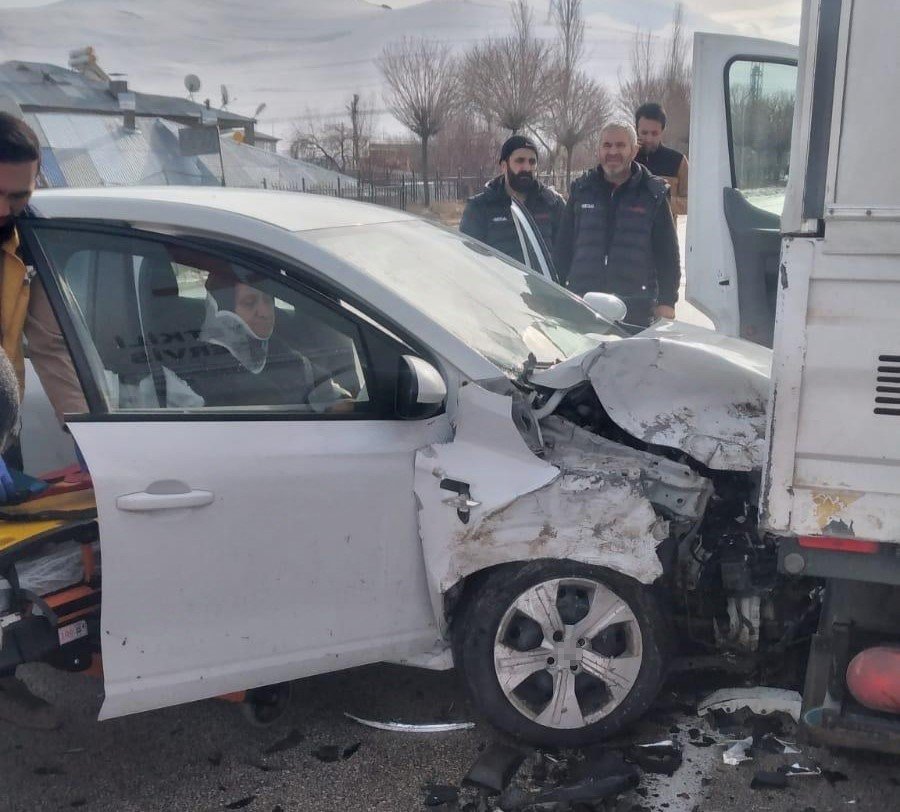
left=184, top=267, right=348, bottom=410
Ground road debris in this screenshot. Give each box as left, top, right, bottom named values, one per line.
left=312, top=742, right=361, bottom=763
left=751, top=770, right=789, bottom=789
left=698, top=687, right=802, bottom=723
left=627, top=740, right=683, bottom=776
left=784, top=763, right=823, bottom=777
left=722, top=736, right=754, bottom=765
left=462, top=742, right=525, bottom=792
left=755, top=733, right=801, bottom=754
left=422, top=784, right=459, bottom=807
left=344, top=712, right=474, bottom=732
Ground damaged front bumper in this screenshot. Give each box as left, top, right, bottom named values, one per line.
left=413, top=383, right=712, bottom=631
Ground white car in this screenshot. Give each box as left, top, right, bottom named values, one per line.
left=5, top=187, right=807, bottom=747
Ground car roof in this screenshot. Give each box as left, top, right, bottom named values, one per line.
left=31, top=187, right=417, bottom=232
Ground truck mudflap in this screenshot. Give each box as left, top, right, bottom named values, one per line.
left=799, top=577, right=900, bottom=755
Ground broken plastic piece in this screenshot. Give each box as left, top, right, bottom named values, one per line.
left=422, top=784, right=459, bottom=807
left=751, top=770, right=788, bottom=789
left=627, top=742, right=683, bottom=776
left=784, top=763, right=822, bottom=777
left=462, top=742, right=525, bottom=792
left=698, top=687, right=802, bottom=723
left=532, top=772, right=639, bottom=805
left=344, top=712, right=474, bottom=732
left=756, top=733, right=801, bottom=754
left=722, top=736, right=754, bottom=766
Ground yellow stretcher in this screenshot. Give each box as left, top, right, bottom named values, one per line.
left=0, top=481, right=101, bottom=676
left=0, top=489, right=98, bottom=554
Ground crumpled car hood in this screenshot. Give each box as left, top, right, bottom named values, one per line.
left=530, top=320, right=772, bottom=471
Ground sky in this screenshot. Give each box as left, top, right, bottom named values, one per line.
left=0, top=0, right=803, bottom=137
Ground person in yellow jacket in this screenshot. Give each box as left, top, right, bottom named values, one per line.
left=1, top=113, right=86, bottom=428
left=1, top=113, right=86, bottom=730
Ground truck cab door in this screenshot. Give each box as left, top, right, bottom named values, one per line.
left=686, top=33, right=799, bottom=346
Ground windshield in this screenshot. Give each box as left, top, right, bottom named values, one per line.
left=305, top=221, right=617, bottom=375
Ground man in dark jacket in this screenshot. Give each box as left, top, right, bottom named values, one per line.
left=554, top=121, right=681, bottom=326
left=635, top=102, right=689, bottom=217
left=460, top=135, right=565, bottom=264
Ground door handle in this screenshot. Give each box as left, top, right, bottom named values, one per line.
left=117, top=486, right=214, bottom=512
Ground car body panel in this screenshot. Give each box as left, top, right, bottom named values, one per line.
left=531, top=321, right=772, bottom=471
left=68, top=416, right=448, bottom=719
left=414, top=385, right=711, bottom=631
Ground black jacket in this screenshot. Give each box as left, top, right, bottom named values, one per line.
left=553, top=162, right=680, bottom=323
left=636, top=144, right=685, bottom=178
left=459, top=175, right=565, bottom=264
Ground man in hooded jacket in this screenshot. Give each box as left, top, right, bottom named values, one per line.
left=459, top=135, right=565, bottom=265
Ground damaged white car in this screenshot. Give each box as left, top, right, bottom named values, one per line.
left=3, top=188, right=812, bottom=746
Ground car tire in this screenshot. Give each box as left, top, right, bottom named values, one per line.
left=456, top=560, right=667, bottom=747
left=239, top=682, right=293, bottom=727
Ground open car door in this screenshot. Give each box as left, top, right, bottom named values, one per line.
left=687, top=33, right=799, bottom=346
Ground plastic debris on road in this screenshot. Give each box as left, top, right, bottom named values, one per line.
left=343, top=712, right=474, bottom=733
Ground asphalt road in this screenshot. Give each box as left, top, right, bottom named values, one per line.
left=2, top=660, right=898, bottom=812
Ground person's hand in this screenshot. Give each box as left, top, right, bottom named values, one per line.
left=0, top=456, right=13, bottom=505
left=653, top=304, right=676, bottom=320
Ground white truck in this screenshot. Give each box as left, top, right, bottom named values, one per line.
left=688, top=0, right=900, bottom=752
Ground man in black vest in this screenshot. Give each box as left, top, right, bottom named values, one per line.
left=635, top=102, right=689, bottom=217
left=554, top=121, right=680, bottom=326
left=460, top=135, right=564, bottom=264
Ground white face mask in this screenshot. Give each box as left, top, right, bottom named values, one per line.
left=200, top=293, right=270, bottom=374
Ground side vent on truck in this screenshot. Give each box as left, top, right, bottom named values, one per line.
left=875, top=355, right=900, bottom=415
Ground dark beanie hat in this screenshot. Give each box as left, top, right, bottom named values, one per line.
left=499, top=135, right=538, bottom=163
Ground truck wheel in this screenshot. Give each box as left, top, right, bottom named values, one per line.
left=455, top=560, right=667, bottom=747
left=239, top=682, right=293, bottom=727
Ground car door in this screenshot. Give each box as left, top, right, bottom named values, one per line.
left=23, top=222, right=449, bottom=719
left=509, top=200, right=559, bottom=283
left=686, top=33, right=799, bottom=346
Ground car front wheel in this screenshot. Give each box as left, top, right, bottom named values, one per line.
left=456, top=560, right=667, bottom=747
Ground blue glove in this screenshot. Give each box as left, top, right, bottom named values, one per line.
left=0, top=455, right=13, bottom=505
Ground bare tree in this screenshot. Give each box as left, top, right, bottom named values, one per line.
left=618, top=3, right=691, bottom=152
left=463, top=0, right=553, bottom=133
left=543, top=0, right=612, bottom=185
left=290, top=115, right=350, bottom=172
left=290, top=94, right=373, bottom=176
left=347, top=93, right=373, bottom=177
left=378, top=37, right=461, bottom=205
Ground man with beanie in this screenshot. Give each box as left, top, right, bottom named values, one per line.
left=460, top=135, right=565, bottom=264
left=553, top=121, right=680, bottom=327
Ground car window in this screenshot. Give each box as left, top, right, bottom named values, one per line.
left=727, top=59, right=797, bottom=216
left=305, top=220, right=616, bottom=376
left=32, top=228, right=373, bottom=414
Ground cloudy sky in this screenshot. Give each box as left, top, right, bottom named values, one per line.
left=0, top=0, right=803, bottom=38
left=0, top=0, right=802, bottom=135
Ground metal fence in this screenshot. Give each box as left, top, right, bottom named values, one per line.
left=264, top=171, right=572, bottom=212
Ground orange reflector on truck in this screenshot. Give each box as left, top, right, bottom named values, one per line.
left=846, top=646, right=900, bottom=715
left=798, top=536, right=879, bottom=554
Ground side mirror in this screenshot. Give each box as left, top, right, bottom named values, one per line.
left=582, top=292, right=628, bottom=323
left=397, top=355, right=447, bottom=419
